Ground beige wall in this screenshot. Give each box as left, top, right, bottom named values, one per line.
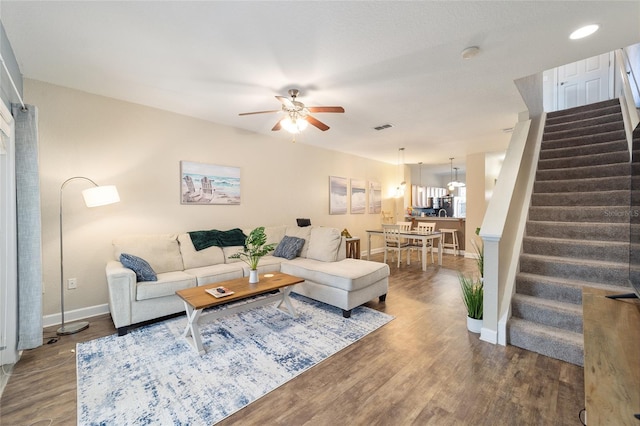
left=464, top=153, right=486, bottom=256
left=25, top=79, right=397, bottom=317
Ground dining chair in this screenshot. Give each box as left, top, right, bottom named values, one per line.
left=396, top=221, right=413, bottom=245
left=382, top=223, right=410, bottom=268
left=410, top=222, right=436, bottom=264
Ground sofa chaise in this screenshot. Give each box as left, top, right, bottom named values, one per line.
left=106, top=225, right=390, bottom=335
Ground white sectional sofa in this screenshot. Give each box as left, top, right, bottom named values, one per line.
left=106, top=225, right=390, bottom=335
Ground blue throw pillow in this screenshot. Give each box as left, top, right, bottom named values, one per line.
left=120, top=253, right=157, bottom=282
left=273, top=236, right=305, bottom=260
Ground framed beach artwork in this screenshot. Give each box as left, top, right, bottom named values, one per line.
left=368, top=181, right=382, bottom=214
left=350, top=178, right=366, bottom=214
left=180, top=161, right=241, bottom=205
left=329, top=176, right=348, bottom=215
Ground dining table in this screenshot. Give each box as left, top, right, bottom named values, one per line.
left=365, top=229, right=443, bottom=271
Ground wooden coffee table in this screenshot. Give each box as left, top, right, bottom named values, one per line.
left=175, top=272, right=304, bottom=355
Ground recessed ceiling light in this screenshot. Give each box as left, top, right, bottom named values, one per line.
left=570, top=24, right=599, bottom=40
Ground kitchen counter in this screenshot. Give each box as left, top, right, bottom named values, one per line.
left=405, top=216, right=466, bottom=251
left=410, top=216, right=464, bottom=221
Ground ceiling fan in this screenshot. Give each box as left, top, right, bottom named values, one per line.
left=239, top=89, right=344, bottom=133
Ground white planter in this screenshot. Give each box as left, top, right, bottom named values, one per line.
left=249, top=269, right=259, bottom=284
left=467, top=316, right=482, bottom=334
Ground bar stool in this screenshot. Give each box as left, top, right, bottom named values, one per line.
left=439, top=228, right=459, bottom=256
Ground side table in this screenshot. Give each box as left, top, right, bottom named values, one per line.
left=346, top=237, right=361, bottom=259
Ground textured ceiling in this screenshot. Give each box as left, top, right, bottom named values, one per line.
left=1, top=1, right=639, bottom=171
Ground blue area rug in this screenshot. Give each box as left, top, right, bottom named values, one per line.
left=76, top=294, right=393, bottom=425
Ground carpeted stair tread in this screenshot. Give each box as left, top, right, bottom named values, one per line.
left=533, top=176, right=630, bottom=194
left=545, top=103, right=621, bottom=126
left=539, top=139, right=627, bottom=160
left=525, top=220, right=629, bottom=241
left=507, top=318, right=584, bottom=366
left=536, top=163, right=630, bottom=181
left=544, top=112, right=623, bottom=134
left=537, top=151, right=629, bottom=170
left=527, top=206, right=631, bottom=223
left=519, top=253, right=629, bottom=285
left=546, top=98, right=620, bottom=119
left=522, top=236, right=629, bottom=261
left=516, top=271, right=630, bottom=305
left=541, top=130, right=626, bottom=150
left=511, top=293, right=583, bottom=333
left=542, top=121, right=624, bottom=142
left=531, top=190, right=629, bottom=207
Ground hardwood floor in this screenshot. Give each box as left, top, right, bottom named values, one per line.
left=0, top=254, right=585, bottom=425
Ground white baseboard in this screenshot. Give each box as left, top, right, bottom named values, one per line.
left=43, top=304, right=110, bottom=328
left=480, top=327, right=498, bottom=344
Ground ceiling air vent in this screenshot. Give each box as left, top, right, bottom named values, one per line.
left=374, top=123, right=393, bottom=131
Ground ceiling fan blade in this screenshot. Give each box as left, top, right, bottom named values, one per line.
left=307, top=106, right=345, bottom=113
left=275, top=95, right=295, bottom=109
left=306, top=115, right=330, bottom=131
left=271, top=120, right=282, bottom=131
left=238, top=110, right=280, bottom=116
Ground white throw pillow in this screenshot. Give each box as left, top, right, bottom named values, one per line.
left=113, top=234, right=184, bottom=274
left=178, top=233, right=225, bottom=269
left=306, top=227, right=342, bottom=262
left=284, top=226, right=313, bottom=258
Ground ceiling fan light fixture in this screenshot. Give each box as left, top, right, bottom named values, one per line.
left=281, top=115, right=308, bottom=134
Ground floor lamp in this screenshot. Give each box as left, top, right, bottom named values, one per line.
left=57, top=176, right=120, bottom=335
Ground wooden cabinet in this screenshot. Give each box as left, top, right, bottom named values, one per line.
left=583, top=287, right=640, bottom=425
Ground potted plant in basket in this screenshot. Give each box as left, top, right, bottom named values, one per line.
left=229, top=227, right=276, bottom=284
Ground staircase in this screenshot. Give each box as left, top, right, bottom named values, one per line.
left=507, top=99, right=632, bottom=366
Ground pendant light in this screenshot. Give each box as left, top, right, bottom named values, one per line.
left=447, top=157, right=465, bottom=192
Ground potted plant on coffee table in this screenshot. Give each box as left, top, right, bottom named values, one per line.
left=459, top=273, right=483, bottom=333
left=229, top=226, right=276, bottom=284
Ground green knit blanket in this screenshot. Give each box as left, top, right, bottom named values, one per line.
left=188, top=228, right=247, bottom=251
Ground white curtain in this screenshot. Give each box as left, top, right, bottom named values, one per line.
left=12, top=104, right=42, bottom=350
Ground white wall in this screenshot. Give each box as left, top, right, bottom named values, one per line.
left=25, top=79, right=397, bottom=318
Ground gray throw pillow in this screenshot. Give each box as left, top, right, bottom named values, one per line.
left=273, top=236, right=305, bottom=260
left=120, top=253, right=158, bottom=282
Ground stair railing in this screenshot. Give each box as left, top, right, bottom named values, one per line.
left=615, top=48, right=640, bottom=155
left=479, top=114, right=544, bottom=345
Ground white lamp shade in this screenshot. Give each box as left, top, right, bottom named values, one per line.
left=81, top=185, right=120, bottom=207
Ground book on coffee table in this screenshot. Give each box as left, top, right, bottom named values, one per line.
left=205, top=286, right=235, bottom=298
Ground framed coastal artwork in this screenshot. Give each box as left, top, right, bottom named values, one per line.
left=350, top=178, right=366, bottom=214
left=368, top=181, right=382, bottom=214
left=180, top=161, right=241, bottom=205
left=329, top=176, right=348, bottom=215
